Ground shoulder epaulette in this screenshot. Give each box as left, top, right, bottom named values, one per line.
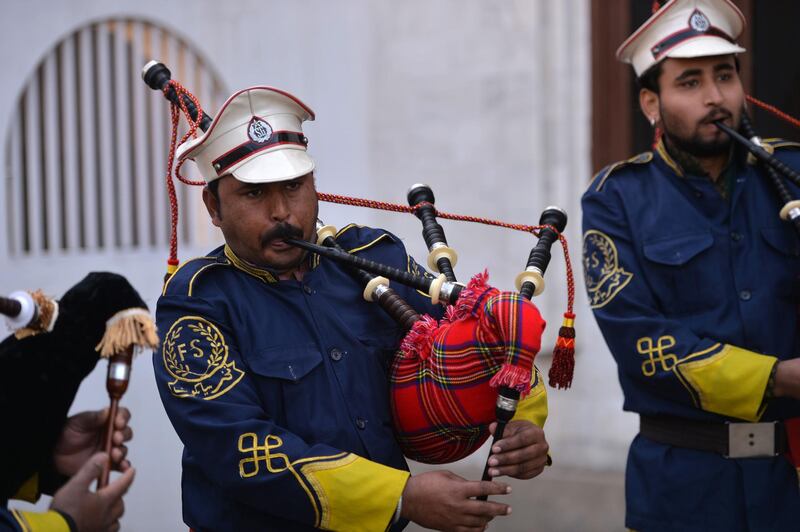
left=335, top=223, right=397, bottom=254
left=762, top=138, right=800, bottom=150
left=162, top=255, right=228, bottom=297
left=588, top=151, right=653, bottom=193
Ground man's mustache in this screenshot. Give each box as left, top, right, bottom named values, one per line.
left=261, top=223, right=303, bottom=246
left=701, top=108, right=732, bottom=125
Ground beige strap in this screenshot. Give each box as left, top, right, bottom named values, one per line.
left=428, top=274, right=447, bottom=305
left=515, top=269, right=545, bottom=296
left=780, top=200, right=800, bottom=221
left=362, top=276, right=389, bottom=302
left=316, top=224, right=338, bottom=245
left=426, top=245, right=458, bottom=272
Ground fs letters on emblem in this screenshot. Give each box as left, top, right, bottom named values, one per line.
left=248, top=117, right=273, bottom=144
left=162, top=316, right=245, bottom=400
left=583, top=230, right=633, bottom=309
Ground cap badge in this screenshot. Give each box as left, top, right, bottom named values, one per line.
left=248, top=117, right=273, bottom=144
left=689, top=9, right=710, bottom=33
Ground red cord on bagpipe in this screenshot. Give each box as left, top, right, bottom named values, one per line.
left=163, top=80, right=205, bottom=275
left=316, top=193, right=579, bottom=388
left=746, top=95, right=800, bottom=130
left=317, top=192, right=577, bottom=314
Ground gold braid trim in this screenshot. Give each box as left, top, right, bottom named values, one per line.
left=14, top=290, right=59, bottom=339
left=95, top=308, right=159, bottom=358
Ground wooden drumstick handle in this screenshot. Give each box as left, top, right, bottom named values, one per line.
left=98, top=346, right=133, bottom=488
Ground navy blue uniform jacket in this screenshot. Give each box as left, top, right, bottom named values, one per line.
left=582, top=138, right=800, bottom=531
left=154, top=224, right=550, bottom=531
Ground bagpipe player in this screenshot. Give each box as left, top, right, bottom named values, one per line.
left=152, top=85, right=552, bottom=531
left=582, top=0, right=800, bottom=530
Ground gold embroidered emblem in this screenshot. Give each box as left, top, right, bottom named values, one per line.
left=162, top=316, right=244, bottom=400
left=237, top=432, right=333, bottom=527
left=238, top=433, right=291, bottom=478
left=583, top=230, right=634, bottom=309
left=637, top=336, right=678, bottom=376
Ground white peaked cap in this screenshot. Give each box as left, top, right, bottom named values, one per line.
left=176, top=86, right=316, bottom=184
left=617, top=0, right=746, bottom=77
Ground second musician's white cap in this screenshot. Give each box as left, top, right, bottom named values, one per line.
left=176, top=86, right=315, bottom=184
left=617, top=0, right=746, bottom=77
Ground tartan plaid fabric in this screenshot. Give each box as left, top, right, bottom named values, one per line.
left=390, top=272, right=546, bottom=464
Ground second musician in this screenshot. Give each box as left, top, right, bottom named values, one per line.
left=582, top=0, right=800, bottom=530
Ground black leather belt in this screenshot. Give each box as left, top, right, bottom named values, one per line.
left=640, top=415, right=788, bottom=458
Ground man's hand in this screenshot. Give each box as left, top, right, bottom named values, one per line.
left=401, top=470, right=511, bottom=531
left=486, top=420, right=549, bottom=480
left=50, top=452, right=135, bottom=532
left=53, top=408, right=133, bottom=477
left=774, top=359, right=800, bottom=399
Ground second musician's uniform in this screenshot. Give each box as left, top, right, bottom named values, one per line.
left=154, top=224, right=549, bottom=532
left=582, top=137, right=800, bottom=531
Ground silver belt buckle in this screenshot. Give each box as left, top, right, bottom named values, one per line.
left=726, top=421, right=777, bottom=458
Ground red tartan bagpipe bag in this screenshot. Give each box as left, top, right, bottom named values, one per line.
left=390, top=272, right=546, bottom=464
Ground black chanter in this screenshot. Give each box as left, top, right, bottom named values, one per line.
left=477, top=206, right=566, bottom=499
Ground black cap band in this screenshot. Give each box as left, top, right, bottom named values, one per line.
left=650, top=25, right=735, bottom=60
left=212, top=131, right=308, bottom=176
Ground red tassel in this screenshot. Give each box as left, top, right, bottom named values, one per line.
left=164, top=258, right=180, bottom=283
left=548, top=313, right=575, bottom=389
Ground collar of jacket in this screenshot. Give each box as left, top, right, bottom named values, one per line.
left=656, top=136, right=743, bottom=177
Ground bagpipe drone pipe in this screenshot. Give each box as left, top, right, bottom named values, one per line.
left=141, top=61, right=577, bottom=470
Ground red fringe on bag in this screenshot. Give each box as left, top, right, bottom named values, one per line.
left=490, top=363, right=532, bottom=394
left=399, top=271, right=493, bottom=360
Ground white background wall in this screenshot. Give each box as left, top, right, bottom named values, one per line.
left=1, top=1, right=636, bottom=530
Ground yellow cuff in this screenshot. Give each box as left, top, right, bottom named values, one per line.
left=300, top=454, right=409, bottom=532
left=512, top=365, right=548, bottom=428
left=13, top=474, right=39, bottom=503
left=11, top=509, right=70, bottom=532
left=677, top=345, right=776, bottom=421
